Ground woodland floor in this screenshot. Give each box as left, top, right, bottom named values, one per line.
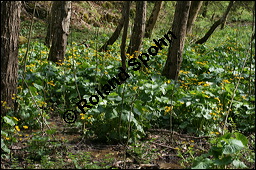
left=2, top=115, right=209, bottom=169
left=2, top=114, right=255, bottom=169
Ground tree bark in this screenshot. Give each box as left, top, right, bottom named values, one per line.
left=45, top=2, right=53, bottom=48
left=120, top=1, right=131, bottom=70
left=220, top=17, right=227, bottom=30
left=99, top=2, right=128, bottom=52
left=195, top=1, right=234, bottom=44
left=161, top=1, right=191, bottom=80
left=186, top=1, right=203, bottom=35
left=144, top=1, right=163, bottom=38
left=127, top=1, right=147, bottom=56
left=48, top=1, right=71, bottom=63
left=1, top=1, right=21, bottom=115
left=202, top=1, right=208, bottom=18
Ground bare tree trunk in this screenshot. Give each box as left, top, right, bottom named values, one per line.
left=99, top=2, right=128, bottom=52
left=220, top=17, right=227, bottom=30
left=144, top=1, right=163, bottom=38
left=202, top=1, right=208, bottom=18
left=195, top=1, right=234, bottom=44
left=186, top=1, right=203, bottom=35
left=45, top=2, right=53, bottom=48
left=127, top=1, right=147, bottom=56
left=120, top=1, right=131, bottom=70
left=48, top=1, right=71, bottom=63
left=1, top=1, right=21, bottom=115
left=161, top=1, right=191, bottom=80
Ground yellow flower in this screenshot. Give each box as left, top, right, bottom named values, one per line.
left=234, top=76, right=244, bottom=79
left=133, top=86, right=138, bottom=90
left=6, top=137, right=10, bottom=140
left=203, top=82, right=210, bottom=87
left=203, top=94, right=210, bottom=98
left=23, top=126, right=28, bottom=129
left=81, top=116, right=85, bottom=120
left=164, top=106, right=173, bottom=115
left=15, top=126, right=20, bottom=132
left=13, top=117, right=19, bottom=121
left=1, top=101, right=7, bottom=107
left=222, top=79, right=231, bottom=83
left=214, top=97, right=220, bottom=103
left=180, top=70, right=189, bottom=74
left=47, top=80, right=56, bottom=86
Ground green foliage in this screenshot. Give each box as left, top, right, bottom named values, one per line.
left=192, top=132, right=249, bottom=169
left=13, top=22, right=255, bottom=144
left=1, top=116, right=20, bottom=157
left=2, top=1, right=254, bottom=168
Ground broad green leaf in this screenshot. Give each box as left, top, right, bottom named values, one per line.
left=209, top=67, right=224, bottom=73
left=203, top=113, right=212, bottom=119
left=234, top=132, right=248, bottom=146
left=223, top=139, right=244, bottom=154
left=133, top=107, right=141, bottom=116
left=1, top=130, right=8, bottom=136
left=192, top=158, right=213, bottom=169
left=112, top=109, right=118, bottom=118
left=186, top=101, right=192, bottom=107
left=160, top=86, right=166, bottom=95
left=232, top=160, right=247, bottom=168
left=1, top=138, right=10, bottom=154
left=229, top=139, right=244, bottom=148
left=213, top=156, right=233, bottom=166
left=33, top=83, right=43, bottom=90
left=209, top=146, right=223, bottom=158
left=3, top=116, right=15, bottom=126
left=151, top=75, right=161, bottom=81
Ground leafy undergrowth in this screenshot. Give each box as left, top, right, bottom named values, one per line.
left=1, top=23, right=255, bottom=169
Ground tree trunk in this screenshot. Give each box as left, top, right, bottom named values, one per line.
left=45, top=2, right=53, bottom=48
left=1, top=1, right=21, bottom=116
left=186, top=1, right=203, bottom=35
left=48, top=1, right=71, bottom=63
left=120, top=1, right=131, bottom=70
left=99, top=2, right=128, bottom=52
left=220, top=17, right=227, bottom=30
left=202, top=1, right=208, bottom=18
left=161, top=1, right=191, bottom=80
left=144, top=1, right=163, bottom=38
left=195, top=1, right=234, bottom=44
left=127, top=1, right=147, bottom=56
